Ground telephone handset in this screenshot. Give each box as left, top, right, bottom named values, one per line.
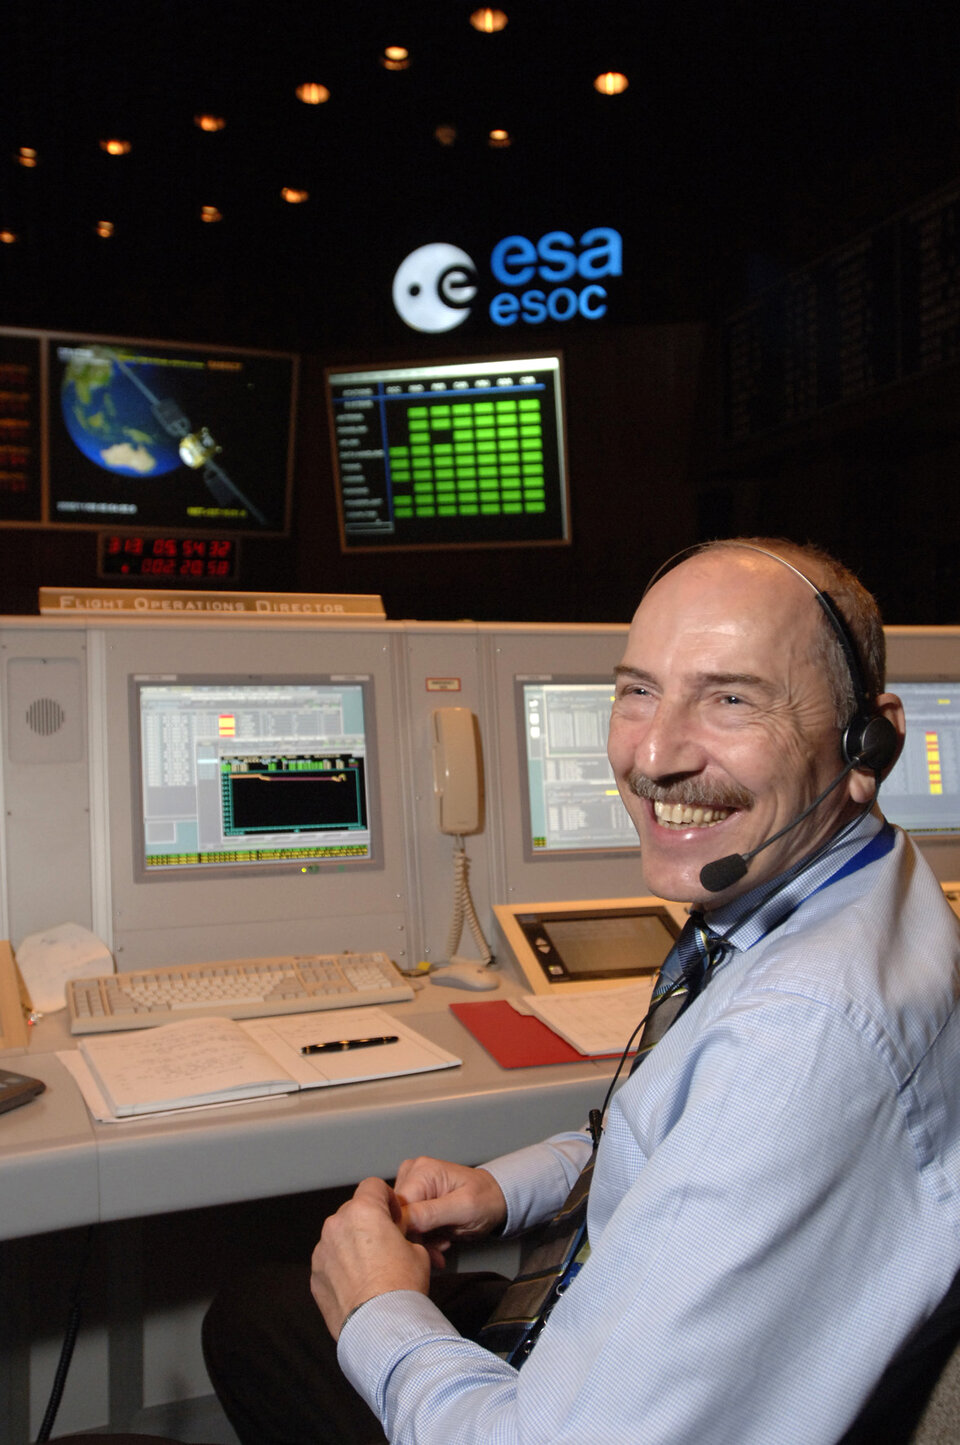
left=431, top=708, right=494, bottom=969
left=432, top=707, right=482, bottom=835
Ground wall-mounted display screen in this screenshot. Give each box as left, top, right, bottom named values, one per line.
left=0, top=331, right=42, bottom=522
left=0, top=326, right=297, bottom=534
left=132, top=676, right=379, bottom=881
left=517, top=678, right=639, bottom=860
left=882, top=681, right=960, bottom=836
left=325, top=354, right=569, bottom=552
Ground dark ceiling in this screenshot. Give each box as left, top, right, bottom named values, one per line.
left=2, top=0, right=959, bottom=350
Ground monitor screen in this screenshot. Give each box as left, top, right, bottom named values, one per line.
left=45, top=331, right=297, bottom=534
left=881, top=681, right=960, bottom=836
left=517, top=678, right=639, bottom=859
left=325, top=354, right=569, bottom=552
left=494, top=900, right=679, bottom=992
left=132, top=676, right=379, bottom=880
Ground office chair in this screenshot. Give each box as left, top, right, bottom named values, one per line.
left=839, top=1262, right=960, bottom=1444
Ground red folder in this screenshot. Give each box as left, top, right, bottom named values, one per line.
left=450, top=999, right=600, bottom=1068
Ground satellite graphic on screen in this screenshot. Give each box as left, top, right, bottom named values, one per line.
left=60, top=346, right=266, bottom=522
left=47, top=335, right=296, bottom=534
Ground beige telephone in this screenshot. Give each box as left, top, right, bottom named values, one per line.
left=432, top=707, right=482, bottom=835
left=430, top=708, right=493, bottom=968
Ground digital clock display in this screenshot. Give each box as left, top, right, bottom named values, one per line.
left=98, top=534, right=240, bottom=581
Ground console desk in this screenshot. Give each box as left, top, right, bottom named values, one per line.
left=0, top=977, right=615, bottom=1439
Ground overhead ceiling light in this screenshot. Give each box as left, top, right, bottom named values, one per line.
left=470, top=8, right=508, bottom=33
left=16, top=147, right=38, bottom=168
left=434, top=123, right=458, bottom=147
left=281, top=187, right=309, bottom=204
left=296, top=83, right=330, bottom=105
left=0, top=230, right=18, bottom=244
left=381, top=45, right=410, bottom=70
left=200, top=205, right=222, bottom=223
left=95, top=220, right=114, bottom=238
left=99, top=138, right=132, bottom=155
left=593, top=71, right=629, bottom=96
left=488, top=128, right=512, bottom=148
left=194, top=114, right=226, bottom=132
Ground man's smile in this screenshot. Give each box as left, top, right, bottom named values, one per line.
left=627, top=769, right=753, bottom=832
left=652, top=800, right=733, bottom=828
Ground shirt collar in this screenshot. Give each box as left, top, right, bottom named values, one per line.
left=698, top=809, right=892, bottom=954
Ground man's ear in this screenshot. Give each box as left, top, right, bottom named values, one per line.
left=848, top=692, right=906, bottom=804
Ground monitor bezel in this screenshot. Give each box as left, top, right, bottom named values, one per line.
left=129, top=672, right=383, bottom=884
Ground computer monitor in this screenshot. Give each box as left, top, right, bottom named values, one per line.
left=131, top=675, right=379, bottom=881
left=43, top=330, right=297, bottom=533
left=494, top=898, right=681, bottom=993
left=867, top=626, right=960, bottom=880
left=881, top=680, right=960, bottom=838
left=0, top=330, right=43, bottom=522
left=517, top=677, right=639, bottom=860
left=325, top=353, right=569, bottom=552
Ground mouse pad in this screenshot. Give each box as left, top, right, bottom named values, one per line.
left=450, top=1000, right=608, bottom=1067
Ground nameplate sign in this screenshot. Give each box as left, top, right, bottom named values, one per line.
left=39, top=588, right=386, bottom=619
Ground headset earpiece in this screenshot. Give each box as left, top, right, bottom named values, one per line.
left=841, top=712, right=898, bottom=772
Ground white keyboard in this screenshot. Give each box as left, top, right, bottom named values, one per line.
left=67, top=951, right=414, bottom=1034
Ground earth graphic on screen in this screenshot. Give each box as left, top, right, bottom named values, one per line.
left=60, top=348, right=183, bottom=477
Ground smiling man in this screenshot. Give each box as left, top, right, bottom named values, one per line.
left=608, top=540, right=903, bottom=908
left=204, top=538, right=960, bottom=1445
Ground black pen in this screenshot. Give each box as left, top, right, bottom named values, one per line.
left=300, top=1035, right=399, bottom=1055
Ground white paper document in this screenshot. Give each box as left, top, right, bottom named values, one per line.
left=521, top=979, right=658, bottom=1055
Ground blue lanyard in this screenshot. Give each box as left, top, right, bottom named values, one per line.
left=810, top=820, right=895, bottom=894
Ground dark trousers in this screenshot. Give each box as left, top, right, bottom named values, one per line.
left=202, top=1264, right=509, bottom=1445
left=202, top=1253, right=960, bottom=1445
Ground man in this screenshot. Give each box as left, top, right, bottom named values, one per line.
left=204, top=539, right=960, bottom=1444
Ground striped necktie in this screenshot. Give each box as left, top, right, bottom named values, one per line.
left=478, top=913, right=722, bottom=1365
left=629, top=910, right=718, bottom=1070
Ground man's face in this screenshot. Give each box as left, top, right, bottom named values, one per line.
left=607, top=552, right=858, bottom=909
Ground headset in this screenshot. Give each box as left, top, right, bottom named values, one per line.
left=642, top=542, right=899, bottom=893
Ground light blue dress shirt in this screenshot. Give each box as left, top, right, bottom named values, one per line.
left=340, top=814, right=960, bottom=1444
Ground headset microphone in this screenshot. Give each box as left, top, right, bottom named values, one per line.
left=698, top=759, right=858, bottom=893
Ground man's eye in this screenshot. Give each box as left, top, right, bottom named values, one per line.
left=722, top=694, right=744, bottom=705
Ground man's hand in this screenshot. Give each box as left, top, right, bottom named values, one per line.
left=311, top=1176, right=431, bottom=1340
left=393, top=1156, right=508, bottom=1261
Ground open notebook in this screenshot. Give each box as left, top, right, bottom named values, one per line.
left=62, top=1006, right=460, bottom=1119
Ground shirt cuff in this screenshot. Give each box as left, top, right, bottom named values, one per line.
left=337, top=1289, right=464, bottom=1408
left=483, top=1132, right=593, bottom=1232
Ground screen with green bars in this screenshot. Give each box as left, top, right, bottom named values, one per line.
left=326, top=355, right=569, bottom=552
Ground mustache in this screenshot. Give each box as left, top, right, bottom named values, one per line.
left=626, top=770, right=754, bottom=812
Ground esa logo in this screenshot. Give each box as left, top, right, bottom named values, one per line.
left=392, top=229, right=622, bottom=332
left=392, top=243, right=479, bottom=334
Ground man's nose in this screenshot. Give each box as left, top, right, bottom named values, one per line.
left=634, top=697, right=706, bottom=780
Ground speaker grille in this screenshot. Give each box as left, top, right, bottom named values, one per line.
left=26, top=696, right=66, bottom=736
left=6, top=656, right=83, bottom=763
